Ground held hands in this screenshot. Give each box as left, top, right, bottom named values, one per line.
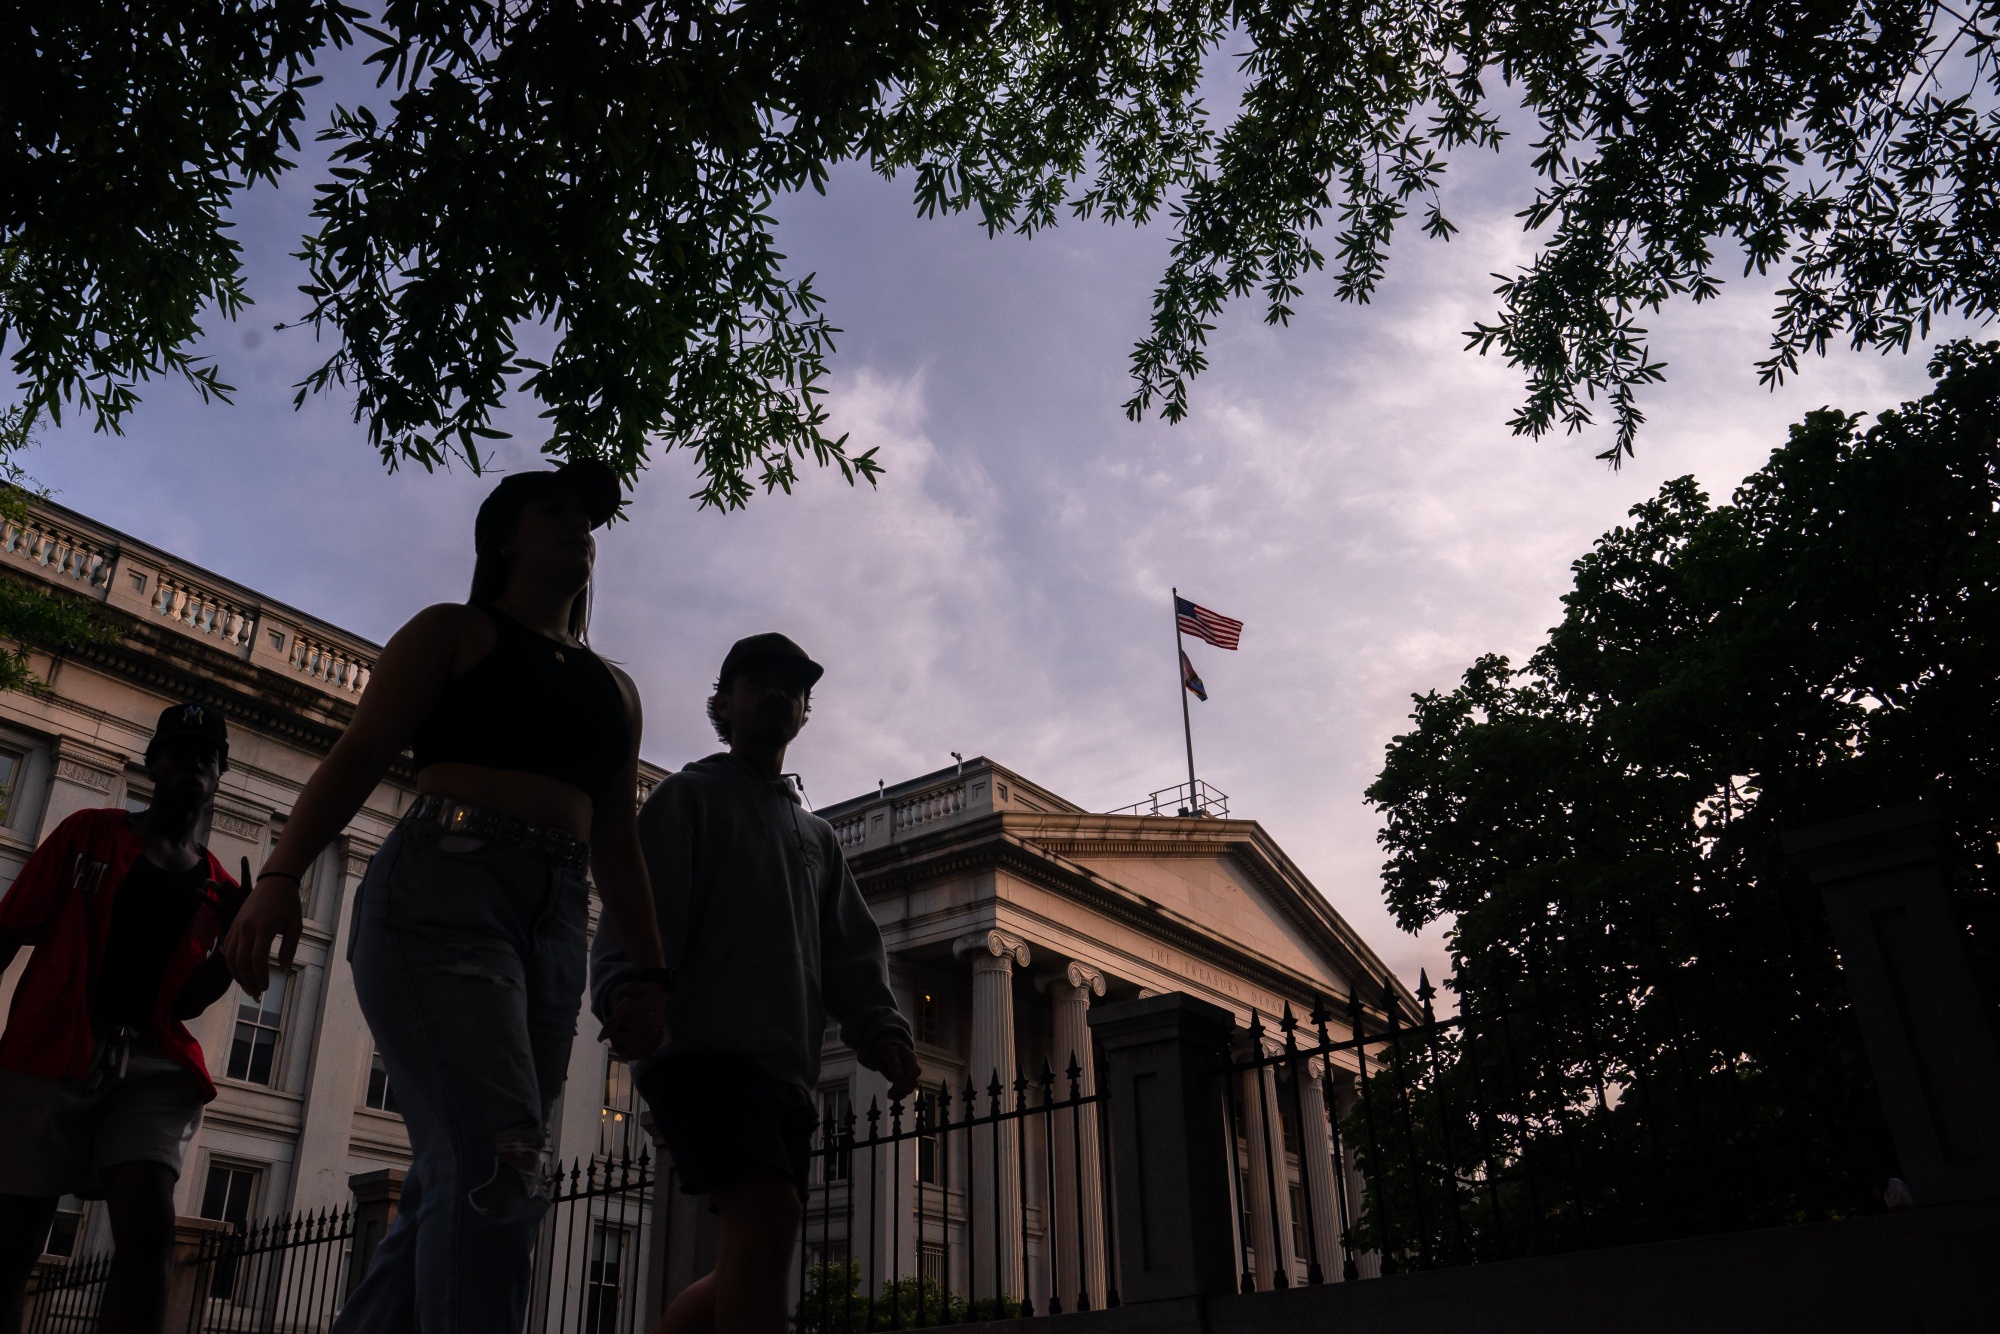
left=869, top=1039, right=922, bottom=1102
left=600, top=980, right=669, bottom=1060
left=223, top=871, right=304, bottom=997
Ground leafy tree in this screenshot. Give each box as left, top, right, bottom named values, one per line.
left=8, top=4, right=2000, bottom=488
left=1350, top=339, right=2000, bottom=1261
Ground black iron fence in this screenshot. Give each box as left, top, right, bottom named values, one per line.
left=21, top=1248, right=114, bottom=1334
left=1225, top=958, right=1894, bottom=1289
left=794, top=1055, right=1117, bottom=1332
left=526, top=1153, right=655, bottom=1334
left=185, top=1207, right=355, bottom=1332
left=21, top=1153, right=653, bottom=1334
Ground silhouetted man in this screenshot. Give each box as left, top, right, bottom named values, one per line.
left=593, top=634, right=919, bottom=1334
left=0, top=704, right=245, bottom=1334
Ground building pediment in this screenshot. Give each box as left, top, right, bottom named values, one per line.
left=827, top=758, right=1412, bottom=1021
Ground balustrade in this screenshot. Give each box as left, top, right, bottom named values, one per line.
left=894, top=783, right=966, bottom=833
left=152, top=574, right=256, bottom=647
left=0, top=516, right=114, bottom=590
left=832, top=814, right=868, bottom=849
left=289, top=633, right=372, bottom=694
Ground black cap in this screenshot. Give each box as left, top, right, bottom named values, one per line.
left=474, top=458, right=623, bottom=555
left=151, top=702, right=229, bottom=759
left=719, top=633, right=824, bottom=688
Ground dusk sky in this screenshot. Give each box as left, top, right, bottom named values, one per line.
left=22, top=52, right=1972, bottom=987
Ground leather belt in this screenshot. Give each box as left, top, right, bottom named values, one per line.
left=407, top=795, right=590, bottom=873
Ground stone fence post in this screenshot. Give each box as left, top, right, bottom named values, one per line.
left=1088, top=992, right=1239, bottom=1304
left=165, top=1217, right=231, bottom=1333
left=347, top=1168, right=407, bottom=1297
left=1783, top=801, right=2000, bottom=1204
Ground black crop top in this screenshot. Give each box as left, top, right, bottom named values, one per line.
left=411, top=605, right=631, bottom=795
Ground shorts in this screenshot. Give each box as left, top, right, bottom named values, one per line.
left=637, top=1051, right=819, bottom=1200
left=0, top=1045, right=206, bottom=1199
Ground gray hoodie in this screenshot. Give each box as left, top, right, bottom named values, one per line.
left=590, top=752, right=909, bottom=1094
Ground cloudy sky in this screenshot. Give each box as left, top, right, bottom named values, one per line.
left=23, top=51, right=1970, bottom=987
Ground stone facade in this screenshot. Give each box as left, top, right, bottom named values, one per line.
left=1, top=499, right=1409, bottom=1300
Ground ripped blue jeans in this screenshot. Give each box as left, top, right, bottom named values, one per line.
left=334, top=819, right=588, bottom=1334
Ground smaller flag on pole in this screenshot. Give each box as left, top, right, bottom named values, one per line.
left=1175, top=596, right=1244, bottom=650
left=1180, top=649, right=1208, bottom=701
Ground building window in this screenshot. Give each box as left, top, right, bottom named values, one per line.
left=819, top=1083, right=853, bottom=1183
left=124, top=786, right=151, bottom=815
left=919, top=1242, right=945, bottom=1290
left=1278, top=1090, right=1300, bottom=1158
left=227, top=975, right=287, bottom=1085
left=365, top=1051, right=398, bottom=1113
left=916, top=1088, right=941, bottom=1185
left=600, top=1054, right=641, bottom=1159
left=0, top=746, right=21, bottom=827
left=584, top=1224, right=629, bottom=1334
left=1288, top=1182, right=1307, bottom=1258
left=914, top=991, right=940, bottom=1046
left=200, top=1163, right=260, bottom=1299
left=42, top=1196, right=85, bottom=1258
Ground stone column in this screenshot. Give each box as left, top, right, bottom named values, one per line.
left=1238, top=1057, right=1297, bottom=1289
left=288, top=839, right=378, bottom=1213
left=955, top=929, right=1029, bottom=1305
left=1327, top=1074, right=1377, bottom=1279
left=1295, top=1055, right=1344, bottom=1281
left=1047, top=962, right=1107, bottom=1311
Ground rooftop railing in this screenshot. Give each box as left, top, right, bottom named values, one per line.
left=1105, top=779, right=1229, bottom=819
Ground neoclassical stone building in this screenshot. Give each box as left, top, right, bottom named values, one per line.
left=797, top=761, right=1409, bottom=1308
left=0, top=498, right=1407, bottom=1303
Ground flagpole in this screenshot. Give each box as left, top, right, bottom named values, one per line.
left=1173, top=587, right=1200, bottom=814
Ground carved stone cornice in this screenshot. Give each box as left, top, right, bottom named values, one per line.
left=208, top=802, right=269, bottom=843
left=340, top=833, right=383, bottom=882
left=854, top=813, right=1413, bottom=1023
left=54, top=755, right=117, bottom=793
left=953, top=929, right=1030, bottom=969
left=864, top=822, right=1360, bottom=1017
left=41, top=599, right=418, bottom=783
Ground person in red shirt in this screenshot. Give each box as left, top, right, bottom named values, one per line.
left=0, top=703, right=245, bottom=1334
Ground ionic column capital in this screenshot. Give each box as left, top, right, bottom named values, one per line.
left=1064, top=961, right=1107, bottom=996
left=954, top=929, right=1030, bottom=969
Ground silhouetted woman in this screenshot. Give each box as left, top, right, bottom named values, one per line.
left=225, top=461, right=672, bottom=1333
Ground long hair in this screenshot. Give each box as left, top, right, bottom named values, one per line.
left=469, top=538, right=593, bottom=643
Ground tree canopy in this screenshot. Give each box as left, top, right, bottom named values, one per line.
left=1350, top=339, right=2000, bottom=1255
left=7, top=2, right=2000, bottom=499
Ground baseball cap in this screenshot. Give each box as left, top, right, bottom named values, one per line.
left=474, top=458, right=623, bottom=555
left=718, top=633, right=825, bottom=688
left=150, top=702, right=229, bottom=763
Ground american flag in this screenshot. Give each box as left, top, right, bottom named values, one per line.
left=1175, top=596, right=1243, bottom=650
